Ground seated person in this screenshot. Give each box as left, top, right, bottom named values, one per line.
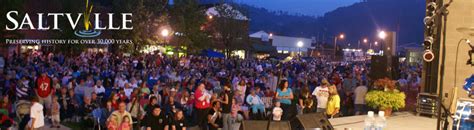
left=246, top=89, right=265, bottom=115
left=163, top=97, right=183, bottom=116
left=302, top=99, right=316, bottom=114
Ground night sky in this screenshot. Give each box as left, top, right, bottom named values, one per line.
left=237, top=0, right=361, bottom=16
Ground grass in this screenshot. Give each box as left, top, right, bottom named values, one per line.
left=61, top=122, right=82, bottom=130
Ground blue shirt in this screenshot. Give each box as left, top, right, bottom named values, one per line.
left=277, top=88, right=292, bottom=105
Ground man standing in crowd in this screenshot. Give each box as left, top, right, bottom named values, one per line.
left=312, top=79, right=330, bottom=113
left=342, top=73, right=357, bottom=116
left=267, top=72, right=278, bottom=92
left=35, top=71, right=52, bottom=119
left=28, top=96, right=45, bottom=130
left=353, top=81, right=368, bottom=115
left=194, top=83, right=211, bottom=130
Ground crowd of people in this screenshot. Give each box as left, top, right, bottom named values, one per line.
left=0, top=50, right=422, bottom=130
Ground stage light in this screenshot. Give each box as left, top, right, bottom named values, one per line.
left=424, top=37, right=434, bottom=49
left=424, top=17, right=435, bottom=27
left=424, top=2, right=437, bottom=27
left=423, top=50, right=435, bottom=62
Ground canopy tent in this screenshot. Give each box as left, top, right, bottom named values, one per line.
left=201, top=49, right=225, bottom=58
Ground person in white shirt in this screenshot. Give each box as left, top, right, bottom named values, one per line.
left=353, top=81, right=368, bottom=115
left=272, top=101, right=283, bottom=121
left=123, top=83, right=134, bottom=98
left=28, top=97, right=45, bottom=130
left=246, top=89, right=265, bottom=115
left=94, top=80, right=106, bottom=95
left=115, top=75, right=128, bottom=88
left=235, top=80, right=247, bottom=102
left=312, top=79, right=330, bottom=113
left=129, top=78, right=139, bottom=88
left=267, top=72, right=278, bottom=92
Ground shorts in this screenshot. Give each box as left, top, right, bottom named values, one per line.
left=38, top=94, right=52, bottom=109
left=52, top=114, right=60, bottom=122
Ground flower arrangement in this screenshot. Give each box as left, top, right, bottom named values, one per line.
left=365, top=90, right=406, bottom=110
left=366, top=78, right=406, bottom=116
left=373, top=77, right=397, bottom=92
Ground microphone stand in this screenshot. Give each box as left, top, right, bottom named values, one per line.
left=266, top=112, right=273, bottom=130
left=436, top=0, right=453, bottom=129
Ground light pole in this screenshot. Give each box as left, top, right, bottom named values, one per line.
left=362, top=38, right=368, bottom=50
left=373, top=41, right=378, bottom=51
left=378, top=30, right=392, bottom=79
left=334, top=34, right=344, bottom=59
left=378, top=31, right=387, bottom=54
left=297, top=41, right=304, bottom=56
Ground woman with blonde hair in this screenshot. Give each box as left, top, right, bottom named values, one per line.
left=326, top=85, right=340, bottom=118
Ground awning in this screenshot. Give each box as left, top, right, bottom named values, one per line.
left=252, top=43, right=276, bottom=53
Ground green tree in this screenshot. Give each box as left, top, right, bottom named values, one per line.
left=169, top=0, right=210, bottom=54
left=54, top=0, right=85, bottom=55
left=112, top=0, right=168, bottom=55
left=0, top=0, right=25, bottom=40
left=209, top=3, right=249, bottom=57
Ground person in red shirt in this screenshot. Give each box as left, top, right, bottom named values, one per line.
left=35, top=71, right=53, bottom=117
left=194, top=83, right=211, bottom=130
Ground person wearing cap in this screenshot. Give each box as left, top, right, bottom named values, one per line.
left=246, top=88, right=265, bottom=119
left=312, top=79, right=330, bottom=113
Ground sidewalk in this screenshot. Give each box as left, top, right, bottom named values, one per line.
left=10, top=123, right=71, bottom=130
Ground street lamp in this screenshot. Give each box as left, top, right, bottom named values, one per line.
left=297, top=41, right=304, bottom=47
left=359, top=38, right=368, bottom=49
left=334, top=34, right=344, bottom=59
left=378, top=31, right=387, bottom=54
left=160, top=28, right=171, bottom=47
left=297, top=41, right=304, bottom=56
left=161, top=29, right=170, bottom=37
left=208, top=15, right=213, bottom=19
left=378, top=31, right=387, bottom=40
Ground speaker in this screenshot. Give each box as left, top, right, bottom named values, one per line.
left=291, top=112, right=333, bottom=130
left=391, top=56, right=400, bottom=79
left=369, top=55, right=389, bottom=80
left=241, top=120, right=291, bottom=130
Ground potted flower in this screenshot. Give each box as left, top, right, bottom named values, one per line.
left=365, top=78, right=406, bottom=116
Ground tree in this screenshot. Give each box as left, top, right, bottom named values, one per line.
left=0, top=0, right=25, bottom=40
left=54, top=0, right=86, bottom=55
left=169, top=0, right=210, bottom=54
left=208, top=3, right=249, bottom=57
left=112, top=0, right=168, bottom=55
